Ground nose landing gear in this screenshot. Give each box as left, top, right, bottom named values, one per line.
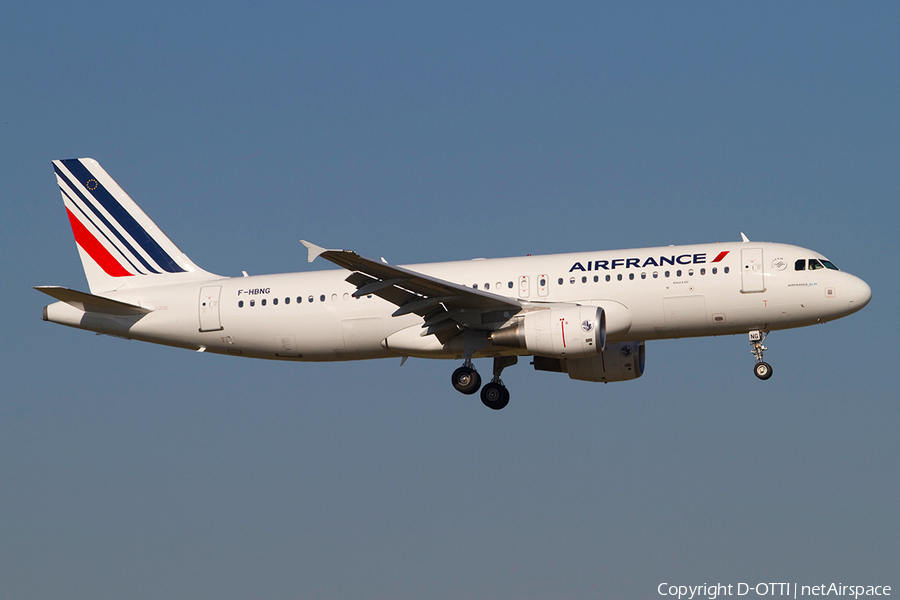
left=749, top=330, right=773, bottom=380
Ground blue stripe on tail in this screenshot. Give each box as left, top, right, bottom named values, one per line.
left=59, top=159, right=185, bottom=274
left=55, top=164, right=160, bottom=274
left=60, top=186, right=148, bottom=275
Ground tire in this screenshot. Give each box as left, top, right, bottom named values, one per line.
left=754, top=362, right=773, bottom=380
left=452, top=367, right=482, bottom=395
left=480, top=382, right=510, bottom=410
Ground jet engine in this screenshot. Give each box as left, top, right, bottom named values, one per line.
left=532, top=341, right=645, bottom=383
left=489, top=305, right=605, bottom=359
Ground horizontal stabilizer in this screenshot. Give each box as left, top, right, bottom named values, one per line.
left=34, top=286, right=152, bottom=315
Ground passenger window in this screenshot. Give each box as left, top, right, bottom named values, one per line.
left=724, top=267, right=730, bottom=274
left=665, top=271, right=670, bottom=278
left=297, top=296, right=302, bottom=303
left=238, top=300, right=244, bottom=308
left=605, top=275, right=611, bottom=282
left=653, top=272, right=658, bottom=279
left=617, top=274, right=623, bottom=281
left=582, top=276, right=587, bottom=283
left=308, top=295, right=314, bottom=303
left=593, top=275, right=599, bottom=283
left=688, top=269, right=693, bottom=277
left=484, top=283, right=490, bottom=290
left=250, top=300, right=255, bottom=307
left=795, top=259, right=806, bottom=271
left=641, top=272, right=647, bottom=279
left=285, top=297, right=290, bottom=304
left=570, top=277, right=575, bottom=285
left=700, top=268, right=706, bottom=275
left=496, top=282, right=502, bottom=290
left=629, top=273, right=634, bottom=280
left=473, top=283, right=478, bottom=289
left=712, top=267, right=717, bottom=275
left=676, top=270, right=682, bottom=277
left=508, top=281, right=514, bottom=289
left=261, top=299, right=267, bottom=306
left=273, top=298, right=278, bottom=305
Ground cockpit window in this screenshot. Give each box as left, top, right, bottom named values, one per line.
left=795, top=259, right=806, bottom=271
left=821, top=260, right=839, bottom=271
left=808, top=259, right=824, bottom=270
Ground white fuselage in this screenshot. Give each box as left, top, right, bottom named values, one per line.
left=44, top=241, right=871, bottom=363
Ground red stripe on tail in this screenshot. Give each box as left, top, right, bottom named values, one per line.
left=66, top=208, right=133, bottom=277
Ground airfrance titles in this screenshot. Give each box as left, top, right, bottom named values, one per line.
left=569, top=251, right=730, bottom=273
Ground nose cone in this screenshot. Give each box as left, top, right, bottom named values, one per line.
left=847, top=275, right=872, bottom=313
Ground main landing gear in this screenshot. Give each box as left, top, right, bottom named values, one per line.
left=451, top=360, right=481, bottom=395
left=451, top=357, right=517, bottom=410
left=749, top=330, right=773, bottom=380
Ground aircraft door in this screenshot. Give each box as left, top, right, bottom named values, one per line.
left=199, top=286, right=223, bottom=332
left=664, top=295, right=709, bottom=334
left=741, top=248, right=766, bottom=293
left=341, top=317, right=385, bottom=355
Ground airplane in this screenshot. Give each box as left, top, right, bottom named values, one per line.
left=37, top=158, right=872, bottom=409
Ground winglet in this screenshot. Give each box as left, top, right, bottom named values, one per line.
left=300, top=240, right=327, bottom=263
left=740, top=232, right=750, bottom=243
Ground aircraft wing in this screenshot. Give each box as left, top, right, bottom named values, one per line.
left=301, top=241, right=522, bottom=340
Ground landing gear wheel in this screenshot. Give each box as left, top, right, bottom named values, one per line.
left=451, top=366, right=482, bottom=395
left=480, top=382, right=510, bottom=410
left=754, top=362, right=773, bottom=380
left=748, top=330, right=773, bottom=381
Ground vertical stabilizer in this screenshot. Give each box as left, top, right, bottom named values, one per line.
left=53, top=158, right=220, bottom=293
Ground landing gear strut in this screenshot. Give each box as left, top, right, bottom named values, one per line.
left=480, top=357, right=516, bottom=410
left=450, top=357, right=517, bottom=409
left=749, top=330, right=773, bottom=380
left=451, top=359, right=481, bottom=395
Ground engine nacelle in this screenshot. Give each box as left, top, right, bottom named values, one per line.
left=489, top=305, right=605, bottom=359
left=533, top=341, right=645, bottom=383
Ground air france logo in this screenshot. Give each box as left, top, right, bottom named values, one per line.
left=568, top=251, right=730, bottom=272
left=581, top=320, right=594, bottom=333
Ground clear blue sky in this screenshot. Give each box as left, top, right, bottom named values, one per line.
left=2, top=2, right=898, bottom=598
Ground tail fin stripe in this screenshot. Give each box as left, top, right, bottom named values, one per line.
left=58, top=159, right=186, bottom=274
left=55, top=164, right=162, bottom=274
left=65, top=208, right=134, bottom=277
left=61, top=186, right=149, bottom=275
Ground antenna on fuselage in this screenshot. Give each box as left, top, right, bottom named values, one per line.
left=740, top=232, right=750, bottom=243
